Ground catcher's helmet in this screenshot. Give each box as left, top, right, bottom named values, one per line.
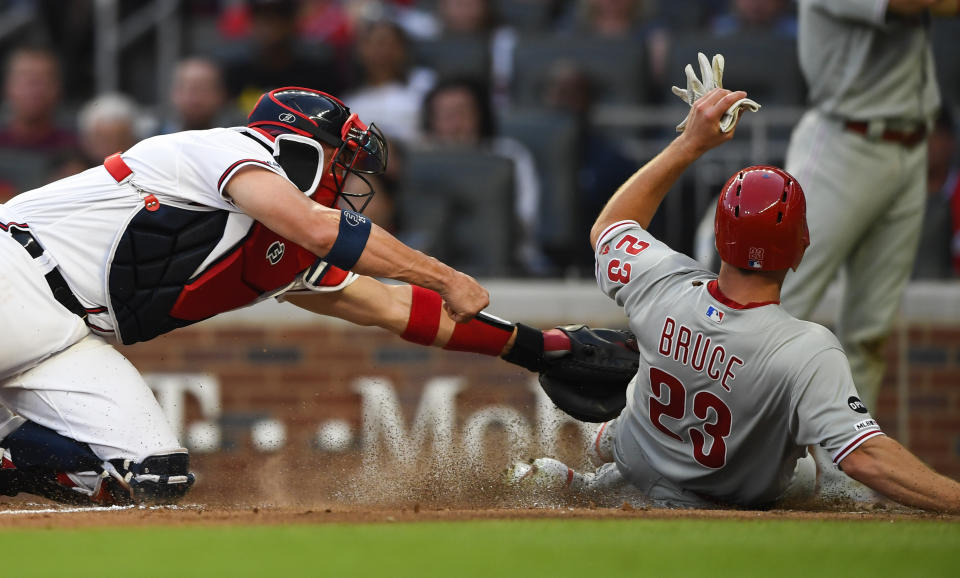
left=714, top=165, right=809, bottom=271
left=247, top=87, right=387, bottom=211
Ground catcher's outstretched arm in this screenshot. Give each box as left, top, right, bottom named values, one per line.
left=285, top=275, right=578, bottom=367
left=288, top=277, right=639, bottom=422
left=285, top=276, right=530, bottom=358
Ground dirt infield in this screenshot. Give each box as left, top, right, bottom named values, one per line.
left=0, top=451, right=956, bottom=528
left=0, top=501, right=954, bottom=530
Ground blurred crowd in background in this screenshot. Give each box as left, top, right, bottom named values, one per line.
left=0, top=0, right=957, bottom=278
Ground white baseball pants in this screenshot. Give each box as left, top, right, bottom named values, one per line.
left=0, top=232, right=180, bottom=461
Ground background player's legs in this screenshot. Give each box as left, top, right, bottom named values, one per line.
left=782, top=115, right=925, bottom=502
left=837, top=143, right=926, bottom=409
left=783, top=113, right=925, bottom=409
left=782, top=111, right=878, bottom=319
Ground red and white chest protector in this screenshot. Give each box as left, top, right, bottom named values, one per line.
left=106, top=161, right=349, bottom=344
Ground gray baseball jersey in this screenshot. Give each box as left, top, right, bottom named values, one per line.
left=799, top=0, right=939, bottom=122
left=595, top=220, right=884, bottom=506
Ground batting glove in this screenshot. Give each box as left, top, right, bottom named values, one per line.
left=671, top=52, right=761, bottom=133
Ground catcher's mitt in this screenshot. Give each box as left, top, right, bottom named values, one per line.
left=538, top=325, right=639, bottom=423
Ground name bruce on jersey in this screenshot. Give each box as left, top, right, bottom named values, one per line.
left=657, top=316, right=744, bottom=392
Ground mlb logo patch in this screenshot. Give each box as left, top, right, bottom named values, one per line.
left=854, top=419, right=877, bottom=432
left=748, top=247, right=764, bottom=269
left=706, top=305, right=724, bottom=323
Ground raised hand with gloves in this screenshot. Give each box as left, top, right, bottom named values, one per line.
left=671, top=52, right=761, bottom=133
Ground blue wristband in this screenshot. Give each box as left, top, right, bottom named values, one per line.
left=324, top=210, right=371, bottom=270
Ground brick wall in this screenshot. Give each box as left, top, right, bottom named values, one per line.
left=876, top=326, right=960, bottom=476
left=117, top=318, right=960, bottom=501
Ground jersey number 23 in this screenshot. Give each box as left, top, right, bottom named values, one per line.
left=648, top=367, right=732, bottom=469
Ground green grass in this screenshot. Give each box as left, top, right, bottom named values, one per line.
left=2, top=518, right=958, bottom=577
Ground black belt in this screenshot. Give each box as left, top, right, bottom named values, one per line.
left=8, top=226, right=88, bottom=320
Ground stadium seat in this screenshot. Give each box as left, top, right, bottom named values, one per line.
left=495, top=0, right=554, bottom=32
left=654, top=0, right=712, bottom=31
left=497, top=108, right=578, bottom=258
left=511, top=35, right=646, bottom=107
left=666, top=32, right=804, bottom=106
left=413, top=36, right=490, bottom=81
left=0, top=150, right=51, bottom=194
left=399, top=149, right=515, bottom=277
left=184, top=15, right=223, bottom=57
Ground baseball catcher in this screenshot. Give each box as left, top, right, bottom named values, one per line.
left=0, top=85, right=638, bottom=506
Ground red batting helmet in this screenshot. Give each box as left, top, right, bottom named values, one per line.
left=714, top=165, right=809, bottom=271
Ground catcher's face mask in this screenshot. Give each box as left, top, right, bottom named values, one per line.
left=330, top=113, right=388, bottom=213
left=248, top=87, right=388, bottom=212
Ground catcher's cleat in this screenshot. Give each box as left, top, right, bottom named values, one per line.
left=105, top=452, right=196, bottom=504
left=0, top=435, right=195, bottom=506
left=0, top=462, right=125, bottom=506
left=0, top=422, right=127, bottom=505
